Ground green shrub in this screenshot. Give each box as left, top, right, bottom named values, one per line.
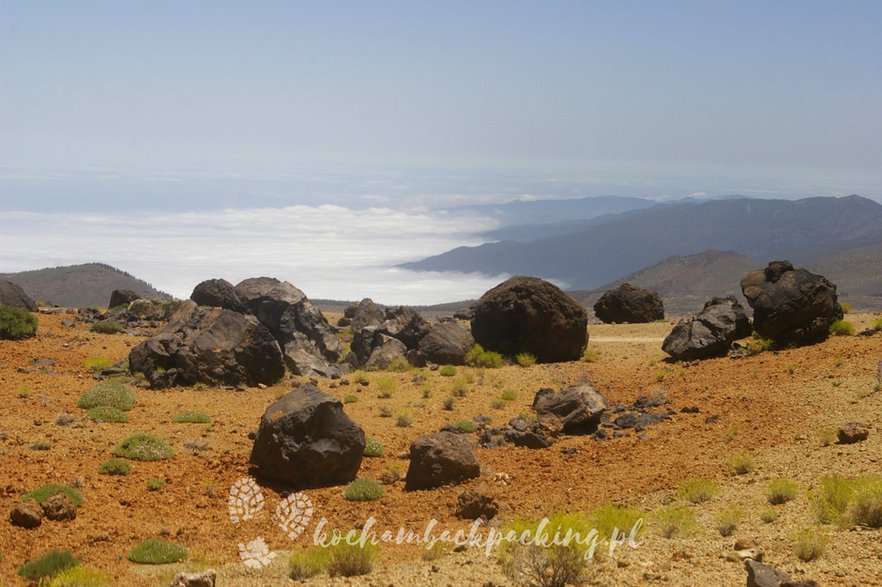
left=289, top=547, right=330, bottom=580
left=420, top=541, right=448, bottom=561
left=173, top=411, right=210, bottom=424
left=17, top=550, right=79, bottom=582
left=499, top=512, right=593, bottom=587
left=343, top=395, right=358, bottom=404
left=146, top=477, right=166, bottom=491
left=386, top=358, right=411, bottom=372
left=871, top=316, right=882, bottom=332
left=442, top=397, right=455, bottom=411
left=363, top=438, right=384, bottom=457
left=760, top=507, right=778, bottom=523
left=793, top=528, right=827, bottom=562
left=22, top=484, right=84, bottom=507
left=851, top=478, right=882, bottom=528
left=439, top=365, right=457, bottom=377
left=128, top=539, right=187, bottom=564
left=829, top=319, right=855, bottom=336
left=464, top=344, right=503, bottom=368
left=454, top=419, right=476, bottom=433
left=501, top=389, right=518, bottom=402
left=327, top=542, right=377, bottom=577
left=43, top=566, right=111, bottom=586
left=588, top=504, right=646, bottom=540
left=715, top=508, right=742, bottom=536
left=491, top=399, right=505, bottom=409
left=583, top=347, right=601, bottom=363
left=840, top=301, right=853, bottom=314
left=376, top=376, right=395, bottom=397
left=86, top=405, right=129, bottom=423
left=77, top=380, right=136, bottom=412
left=113, top=433, right=174, bottom=461
left=378, top=405, right=393, bottom=418
left=344, top=479, right=384, bottom=501
left=90, top=320, right=124, bottom=334
left=767, top=478, right=799, bottom=505
left=652, top=503, right=696, bottom=538
left=678, top=479, right=719, bottom=504
left=0, top=305, right=37, bottom=340
left=728, top=451, right=756, bottom=475
left=744, top=336, right=775, bottom=355
left=98, top=458, right=131, bottom=476
left=451, top=380, right=468, bottom=397
left=815, top=475, right=856, bottom=524
left=83, top=356, right=112, bottom=372
left=514, top=352, right=536, bottom=367
left=395, top=412, right=412, bottom=428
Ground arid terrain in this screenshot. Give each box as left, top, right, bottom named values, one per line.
left=2, top=312, right=882, bottom=586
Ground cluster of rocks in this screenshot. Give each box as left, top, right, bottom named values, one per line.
left=593, top=283, right=664, bottom=324
left=0, top=279, right=38, bottom=311
left=9, top=494, right=76, bottom=529
left=77, top=289, right=182, bottom=332
left=662, top=296, right=752, bottom=360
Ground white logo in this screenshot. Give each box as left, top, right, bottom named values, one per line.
left=228, top=477, right=265, bottom=523
left=274, top=492, right=314, bottom=541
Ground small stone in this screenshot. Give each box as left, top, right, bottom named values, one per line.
left=671, top=550, right=691, bottom=561
left=733, top=538, right=756, bottom=550
left=735, top=547, right=763, bottom=562
left=745, top=559, right=789, bottom=587
left=10, top=502, right=42, bottom=528
left=838, top=422, right=869, bottom=444
left=166, top=569, right=217, bottom=587
left=42, top=494, right=76, bottom=521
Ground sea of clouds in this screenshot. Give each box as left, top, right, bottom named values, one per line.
left=0, top=205, right=507, bottom=305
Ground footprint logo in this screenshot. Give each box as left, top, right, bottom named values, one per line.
left=238, top=537, right=277, bottom=569
left=274, top=492, right=314, bottom=541
left=228, top=477, right=265, bottom=523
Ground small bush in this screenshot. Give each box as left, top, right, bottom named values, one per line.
left=289, top=547, right=330, bottom=580
left=363, top=438, right=384, bottom=457
left=514, top=352, right=536, bottom=367
left=0, top=305, right=37, bottom=340
left=491, top=399, right=505, bottom=409
left=77, top=380, right=136, bottom=412
left=653, top=503, right=696, bottom=538
left=23, top=484, right=84, bottom=507
left=767, top=478, right=799, bottom=505
left=829, top=319, right=855, bottom=336
left=840, top=301, right=852, bottom=314
left=499, top=513, right=593, bottom=587
left=90, top=320, right=124, bottom=334
left=818, top=427, right=838, bottom=447
left=793, top=528, right=827, bottom=562
left=327, top=542, right=377, bottom=577
left=17, top=550, right=79, bottom=582
left=678, top=479, right=719, bottom=504
left=183, top=438, right=210, bottom=453
left=728, top=451, right=756, bottom=475
left=44, top=566, right=111, bottom=587
left=583, top=347, right=601, bottom=363
left=395, top=412, right=412, bottom=428
left=98, top=458, right=131, bottom=476
left=378, top=406, right=393, bottom=418
left=420, top=541, right=448, bottom=561
left=454, top=419, right=476, bottom=433
left=387, top=358, right=411, bottom=372
left=760, top=507, right=778, bottom=523
left=716, top=508, right=742, bottom=536
left=439, top=365, right=457, bottom=377
left=173, top=411, right=210, bottom=424
left=86, top=405, right=129, bottom=423
left=376, top=376, right=395, bottom=397
left=343, top=395, right=358, bottom=404
left=851, top=478, right=882, bottom=528
left=501, top=389, right=518, bottom=402
left=351, top=370, right=370, bottom=385
left=815, top=475, right=856, bottom=524
left=465, top=344, right=503, bottom=368
left=451, top=381, right=468, bottom=397
left=83, top=356, right=112, bottom=372
left=588, top=504, right=646, bottom=540
left=744, top=336, right=775, bottom=355
left=128, top=539, right=187, bottom=564
left=443, top=397, right=455, bottom=411
left=146, top=478, right=166, bottom=491
left=113, top=433, right=174, bottom=461
left=344, top=479, right=384, bottom=501
left=420, top=385, right=432, bottom=399
left=871, top=316, right=882, bottom=332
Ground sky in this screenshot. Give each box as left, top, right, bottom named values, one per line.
left=1, top=1, right=881, bottom=302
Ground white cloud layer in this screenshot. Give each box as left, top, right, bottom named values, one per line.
left=0, top=205, right=506, bottom=305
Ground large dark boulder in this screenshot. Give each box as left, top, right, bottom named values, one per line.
left=0, top=280, right=37, bottom=312
left=365, top=334, right=408, bottom=370
left=532, top=382, right=610, bottom=434
left=405, top=431, right=481, bottom=490
left=376, top=306, right=430, bottom=349
left=417, top=321, right=475, bottom=365
left=190, top=279, right=246, bottom=312
left=129, top=301, right=285, bottom=388
left=471, top=276, right=588, bottom=363
left=662, top=296, right=752, bottom=360
left=234, top=277, right=343, bottom=377
left=350, top=298, right=385, bottom=332
left=593, top=283, right=664, bottom=323
left=249, top=384, right=365, bottom=488
left=741, top=261, right=843, bottom=345
left=109, top=289, right=141, bottom=309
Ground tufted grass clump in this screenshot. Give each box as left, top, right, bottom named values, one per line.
left=588, top=504, right=646, bottom=540
left=22, top=484, right=84, bottom=507
left=793, top=528, right=827, bottom=562
left=289, top=547, right=331, bottom=580
left=583, top=347, right=601, bottom=363
left=727, top=451, right=756, bottom=475
left=465, top=344, right=503, bottom=368
left=499, top=512, right=593, bottom=586
left=77, top=380, right=136, bottom=412
left=652, top=503, right=697, bottom=538
left=376, top=376, right=395, bottom=397
left=454, top=419, right=476, bottom=433
left=760, top=507, right=778, bottom=524
left=43, top=566, right=111, bottom=586
left=146, top=477, right=166, bottom=492
left=0, top=305, right=37, bottom=340
left=395, top=412, right=413, bottom=428
left=343, top=395, right=358, bottom=404
left=173, top=411, right=210, bottom=424
left=514, top=352, right=536, bottom=367
left=363, top=438, right=384, bottom=457
left=744, top=335, right=775, bottom=355
left=327, top=542, right=378, bottom=577
left=678, top=479, right=719, bottom=504
left=86, top=405, right=129, bottom=423
left=442, top=397, right=455, bottom=411
left=344, top=479, right=384, bottom=501
left=90, top=320, right=125, bottom=334
left=715, top=508, right=742, bottom=536
left=98, top=458, right=131, bottom=476
left=501, top=389, right=518, bottom=402
left=113, top=433, right=174, bottom=461
left=128, top=539, right=187, bottom=564
left=439, top=365, right=457, bottom=377
left=17, top=550, right=79, bottom=582
left=767, top=478, right=799, bottom=505
left=83, top=356, right=112, bottom=372
left=851, top=478, right=882, bottom=528
left=829, top=319, right=855, bottom=336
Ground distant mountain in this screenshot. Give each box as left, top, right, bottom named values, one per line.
left=404, top=195, right=882, bottom=291
left=0, top=263, right=172, bottom=307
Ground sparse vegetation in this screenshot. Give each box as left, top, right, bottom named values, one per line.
left=588, top=504, right=646, bottom=539
left=363, top=438, right=384, bottom=457
left=767, top=478, right=799, bottom=505
left=744, top=335, right=775, bottom=355
left=840, top=301, right=853, bottom=314
left=715, top=508, right=741, bottom=536
left=818, top=427, right=838, bottom=446
left=451, top=380, right=468, bottom=397
left=113, top=433, right=174, bottom=461
left=98, top=458, right=131, bottom=476
left=289, top=547, right=331, bottom=580
left=760, top=507, right=778, bottom=523
left=343, top=394, right=358, bottom=404
left=514, top=352, right=536, bottom=367
left=793, top=527, right=827, bottom=562
left=376, top=376, right=395, bottom=397
left=43, top=566, right=111, bottom=587
left=439, top=365, right=456, bottom=377
left=0, top=305, right=37, bottom=340
left=83, top=356, right=112, bottom=372
left=442, top=396, right=456, bottom=411
left=829, top=319, right=855, bottom=336
left=17, top=550, right=79, bottom=582
left=173, top=411, right=210, bottom=423
left=501, top=389, right=518, bottom=402
left=378, top=405, right=393, bottom=418
left=653, top=503, right=697, bottom=538
left=500, top=513, right=594, bottom=587
left=344, top=479, right=384, bottom=501
left=395, top=412, right=413, bottom=428
left=86, top=405, right=129, bottom=423
left=351, top=370, right=370, bottom=386
left=146, top=478, right=166, bottom=492
left=23, top=484, right=84, bottom=507
left=453, top=419, right=476, bottom=433
left=327, top=542, right=377, bottom=577
left=871, top=316, right=882, bottom=332
left=728, top=451, right=756, bottom=475
left=77, top=380, right=136, bottom=412
left=465, top=344, right=504, bottom=368
left=851, top=478, right=882, bottom=527
left=678, top=478, right=718, bottom=504
left=128, top=539, right=188, bottom=564
left=420, top=541, right=448, bottom=561
left=583, top=347, right=601, bottom=363
left=90, top=320, right=125, bottom=334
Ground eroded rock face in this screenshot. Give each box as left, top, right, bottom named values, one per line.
left=593, top=283, right=664, bottom=324
left=129, top=301, right=285, bottom=388
left=741, top=261, right=842, bottom=345
left=417, top=321, right=475, bottom=365
left=377, top=306, right=431, bottom=349
left=249, top=384, right=365, bottom=488
left=0, top=280, right=37, bottom=312
left=405, top=431, right=481, bottom=490
left=190, top=279, right=246, bottom=312
left=662, top=296, right=753, bottom=360
left=109, top=289, right=141, bottom=309
left=532, top=382, right=610, bottom=434
left=471, top=276, right=588, bottom=363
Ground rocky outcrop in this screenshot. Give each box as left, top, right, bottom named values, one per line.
left=405, top=431, right=481, bottom=490
left=349, top=298, right=385, bottom=332
left=190, top=279, right=246, bottom=312
left=471, top=276, right=588, bottom=363
left=129, top=301, right=285, bottom=388
left=741, top=261, right=843, bottom=345
left=662, top=296, right=752, bottom=360
left=109, top=289, right=141, bottom=308
left=593, top=283, right=664, bottom=323
left=532, top=382, right=610, bottom=434
left=417, top=321, right=475, bottom=365
left=365, top=334, right=408, bottom=370
left=0, top=280, right=37, bottom=311
left=249, top=384, right=365, bottom=488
